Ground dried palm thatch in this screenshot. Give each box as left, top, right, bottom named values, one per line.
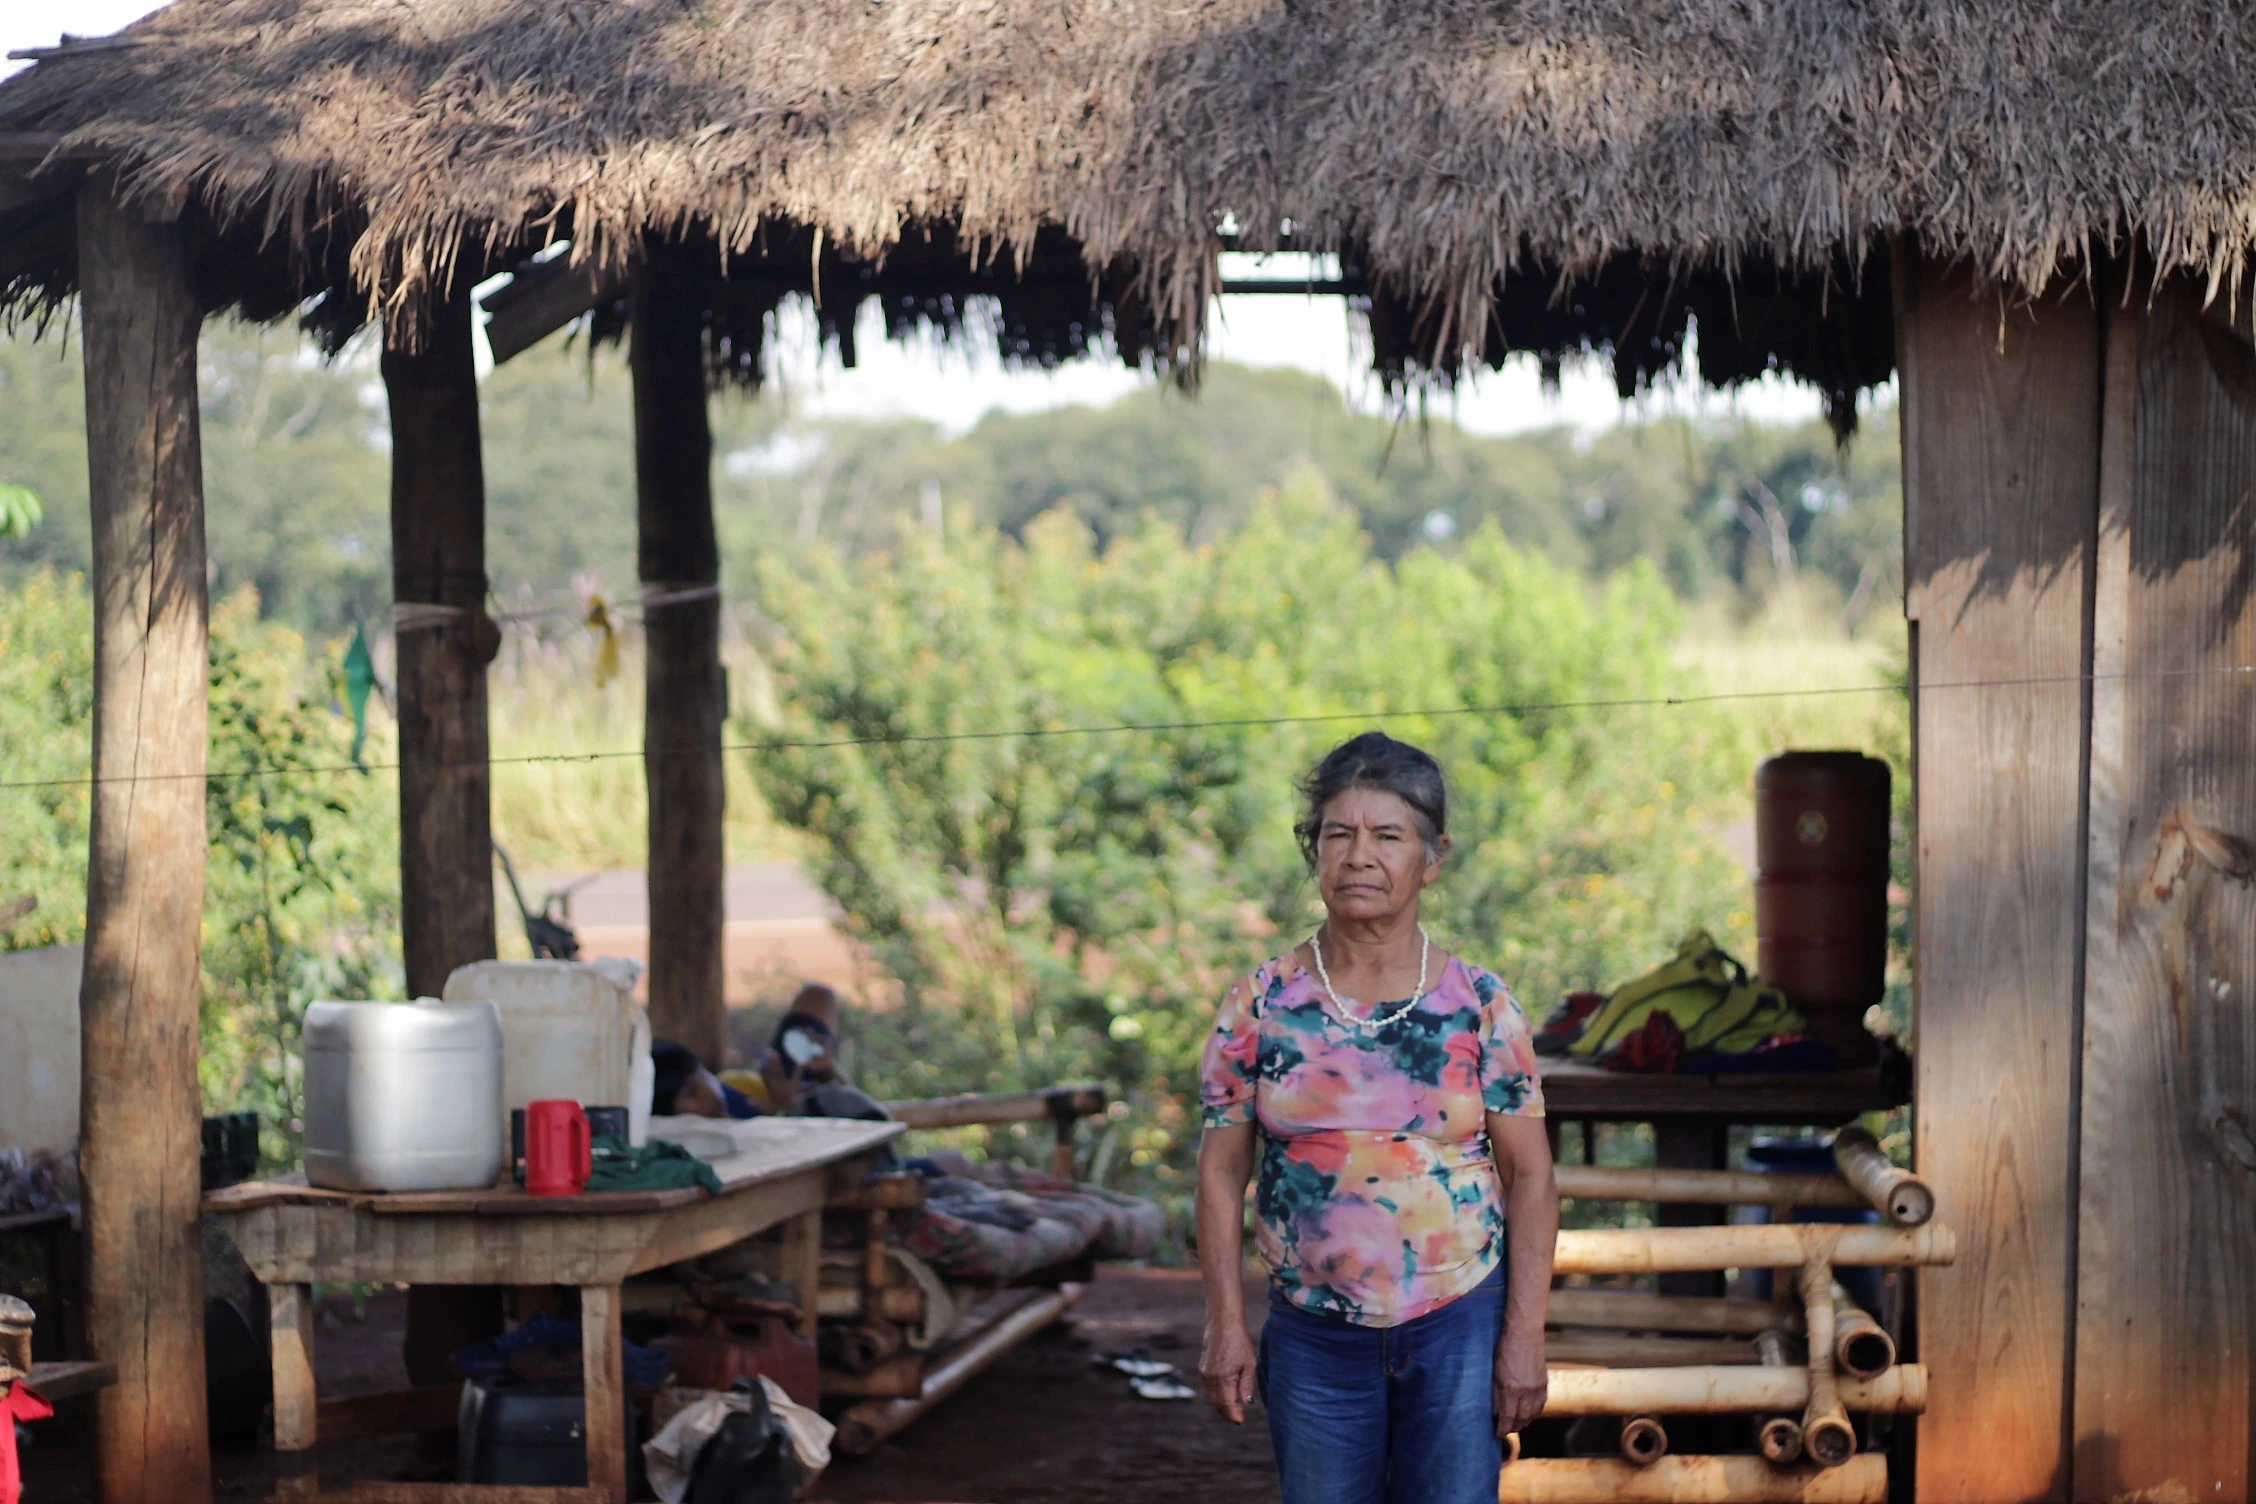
left=2, top=0, right=2252, bottom=412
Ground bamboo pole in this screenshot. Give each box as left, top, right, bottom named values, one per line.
left=1540, top=1363, right=1926, bottom=1416
left=1799, top=1262, right=1857, bottom=1468
left=1829, top=1284, right=1896, bottom=1380
left=1555, top=1165, right=1867, bottom=1209
left=1549, top=1288, right=1782, bottom=1336
left=1554, top=1221, right=1955, bottom=1274
left=1497, top=1455, right=1886, bottom=1504
left=76, top=177, right=213, bottom=1504
left=1547, top=1334, right=1758, bottom=1367
left=1756, top=1327, right=1805, bottom=1464
left=833, top=1285, right=1083, bottom=1455
left=1618, top=1416, right=1669, bottom=1467
left=1831, top=1127, right=1934, bottom=1227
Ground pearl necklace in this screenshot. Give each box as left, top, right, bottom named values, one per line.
left=1309, top=924, right=1432, bottom=1031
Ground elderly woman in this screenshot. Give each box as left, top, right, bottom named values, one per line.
left=1196, top=732, right=1557, bottom=1504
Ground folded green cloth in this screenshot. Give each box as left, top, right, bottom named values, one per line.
left=587, top=1133, right=721, bottom=1195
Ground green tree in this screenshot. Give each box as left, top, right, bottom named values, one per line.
left=0, top=572, right=401, bottom=1165
left=739, top=481, right=1755, bottom=1211
left=199, top=591, right=403, bottom=1162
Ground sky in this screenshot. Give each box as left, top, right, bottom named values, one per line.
left=5, top=1, right=1845, bottom=438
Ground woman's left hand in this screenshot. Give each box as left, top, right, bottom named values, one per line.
left=1493, top=1326, right=1548, bottom=1437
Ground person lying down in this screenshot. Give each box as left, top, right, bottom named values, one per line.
left=649, top=981, right=890, bottom=1123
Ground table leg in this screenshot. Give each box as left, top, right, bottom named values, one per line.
left=780, top=1207, right=823, bottom=1339
left=1654, top=1118, right=1729, bottom=1298
left=579, top=1283, right=629, bottom=1504
left=270, top=1282, right=319, bottom=1495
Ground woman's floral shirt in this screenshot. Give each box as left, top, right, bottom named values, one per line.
left=1199, top=951, right=1544, bottom=1327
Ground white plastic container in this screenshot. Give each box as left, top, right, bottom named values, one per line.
left=440, top=960, right=655, bottom=1146
left=302, top=999, right=505, bottom=1192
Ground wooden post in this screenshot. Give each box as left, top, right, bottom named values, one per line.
left=579, top=1284, right=628, bottom=1503
left=781, top=1208, right=824, bottom=1340
left=385, top=291, right=502, bottom=1422
left=631, top=239, right=726, bottom=1066
left=384, top=290, right=498, bottom=998
left=74, top=178, right=214, bottom=1504
left=2071, top=266, right=2256, bottom=1501
left=1897, top=244, right=2100, bottom=1503
left=268, top=1283, right=318, bottom=1457
left=1653, top=1118, right=1727, bottom=1298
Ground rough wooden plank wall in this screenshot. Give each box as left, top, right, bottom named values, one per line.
left=74, top=178, right=215, bottom=1504
left=2072, top=272, right=2256, bottom=1500
left=1898, top=249, right=2098, bottom=1503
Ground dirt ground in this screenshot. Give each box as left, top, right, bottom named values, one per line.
left=19, top=1266, right=1279, bottom=1504
left=823, top=1268, right=1278, bottom=1504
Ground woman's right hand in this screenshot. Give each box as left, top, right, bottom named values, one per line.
left=1199, top=1320, right=1259, bottom=1424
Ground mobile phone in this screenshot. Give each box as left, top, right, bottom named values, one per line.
left=779, top=1027, right=824, bottom=1069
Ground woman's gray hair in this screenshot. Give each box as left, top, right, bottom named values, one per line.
left=1293, top=732, right=1449, bottom=867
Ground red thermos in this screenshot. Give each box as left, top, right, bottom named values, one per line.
left=523, top=1100, right=591, bottom=1197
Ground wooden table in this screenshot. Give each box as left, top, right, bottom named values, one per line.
left=204, top=1117, right=903, bottom=1504
left=1539, top=1056, right=1910, bottom=1296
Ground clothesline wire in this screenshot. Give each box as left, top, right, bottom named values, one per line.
left=0, top=662, right=2246, bottom=796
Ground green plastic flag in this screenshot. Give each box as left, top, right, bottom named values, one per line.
left=343, top=624, right=376, bottom=768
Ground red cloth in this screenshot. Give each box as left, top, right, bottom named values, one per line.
left=0, top=1384, right=54, bottom=1504
left=1600, top=1010, right=1687, bottom=1074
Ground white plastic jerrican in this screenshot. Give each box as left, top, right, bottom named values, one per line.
left=302, top=999, right=505, bottom=1192
left=440, top=959, right=654, bottom=1145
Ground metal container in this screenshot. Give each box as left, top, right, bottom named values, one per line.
left=1754, top=751, right=1891, bottom=1066
left=302, top=999, right=505, bottom=1192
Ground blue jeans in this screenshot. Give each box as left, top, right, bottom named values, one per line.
left=1257, top=1263, right=1505, bottom=1504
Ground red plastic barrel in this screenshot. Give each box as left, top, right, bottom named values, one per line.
left=1754, top=751, right=1891, bottom=1066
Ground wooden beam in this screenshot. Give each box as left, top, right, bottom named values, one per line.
left=315, top=1382, right=459, bottom=1443
left=482, top=257, right=622, bottom=365
left=631, top=240, right=725, bottom=1066
left=0, top=133, right=65, bottom=164
left=1897, top=245, right=2099, bottom=1504
left=0, top=205, right=73, bottom=278
left=884, top=1084, right=1108, bottom=1130
left=22, top=1359, right=116, bottom=1401
left=2071, top=267, right=2256, bottom=1501
left=75, top=176, right=213, bottom=1504
left=383, top=292, right=498, bottom=997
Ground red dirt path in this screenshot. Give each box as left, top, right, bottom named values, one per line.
left=18, top=1266, right=1279, bottom=1504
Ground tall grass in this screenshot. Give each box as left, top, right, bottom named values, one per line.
left=1676, top=587, right=1908, bottom=762
left=483, top=620, right=794, bottom=874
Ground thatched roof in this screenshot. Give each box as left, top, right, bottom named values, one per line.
left=3, top=0, right=2252, bottom=417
